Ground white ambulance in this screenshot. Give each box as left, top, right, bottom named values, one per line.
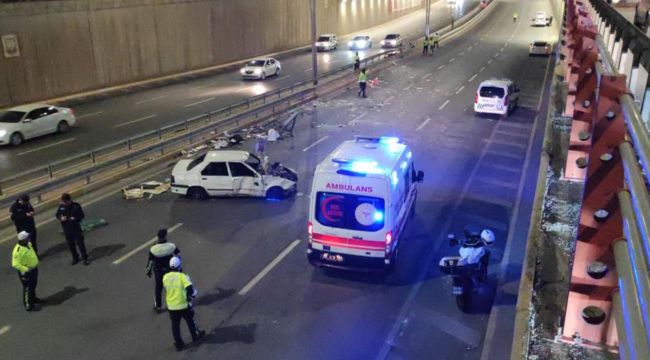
left=307, top=136, right=424, bottom=272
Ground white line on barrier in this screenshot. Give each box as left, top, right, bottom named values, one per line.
left=112, top=223, right=183, bottom=265
left=183, top=98, right=215, bottom=108
left=136, top=95, right=168, bottom=105
left=238, top=239, right=301, bottom=296
left=468, top=74, right=478, bottom=82
left=302, top=135, right=329, bottom=152
left=76, top=111, right=103, bottom=120
left=456, top=86, right=465, bottom=94
left=18, top=138, right=76, bottom=156
left=438, top=99, right=450, bottom=110
left=416, top=117, right=431, bottom=131
left=0, top=325, right=9, bottom=336
left=114, top=114, right=157, bottom=129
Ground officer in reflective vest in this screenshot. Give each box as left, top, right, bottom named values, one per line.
left=146, top=228, right=181, bottom=313
left=358, top=69, right=368, bottom=98
left=163, top=257, right=205, bottom=351
left=432, top=33, right=440, bottom=49
left=12, top=231, right=44, bottom=311
left=353, top=52, right=360, bottom=71
left=422, top=37, right=429, bottom=55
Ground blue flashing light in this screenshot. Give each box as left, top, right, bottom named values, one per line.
left=400, top=161, right=408, bottom=170
left=406, top=151, right=412, bottom=159
left=344, top=160, right=384, bottom=174
left=373, top=211, right=384, bottom=222
left=379, top=136, right=400, bottom=144
left=391, top=171, right=399, bottom=187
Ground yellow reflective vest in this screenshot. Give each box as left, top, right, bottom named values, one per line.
left=12, top=243, right=38, bottom=274
left=358, top=72, right=368, bottom=83
left=163, top=271, right=192, bottom=310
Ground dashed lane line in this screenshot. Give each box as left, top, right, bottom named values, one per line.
left=456, top=86, right=465, bottom=95
left=479, top=66, right=486, bottom=72
left=348, top=112, right=368, bottom=126
left=76, top=111, right=103, bottom=120
left=403, top=83, right=415, bottom=91
left=136, top=94, right=168, bottom=105
left=0, top=325, right=10, bottom=336
left=302, top=135, right=330, bottom=152
left=477, top=177, right=519, bottom=191
left=239, top=239, right=301, bottom=296
left=183, top=97, right=215, bottom=108
left=423, top=73, right=433, bottom=80
left=449, top=58, right=456, bottom=63
left=18, top=138, right=76, bottom=156
left=438, top=99, right=450, bottom=110
left=468, top=74, right=478, bottom=82
left=416, top=117, right=431, bottom=131
left=490, top=139, right=528, bottom=149
left=112, top=223, right=183, bottom=265
left=437, top=65, right=445, bottom=70
left=459, top=52, right=465, bottom=56
left=382, top=96, right=395, bottom=105
left=487, top=59, right=493, bottom=64
left=113, top=114, right=157, bottom=129
left=486, top=149, right=524, bottom=160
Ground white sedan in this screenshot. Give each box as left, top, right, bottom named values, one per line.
left=240, top=58, right=282, bottom=80
left=348, top=35, right=373, bottom=50
left=0, top=104, right=76, bottom=146
left=529, top=41, right=552, bottom=56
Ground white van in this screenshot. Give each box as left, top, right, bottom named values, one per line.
left=170, top=150, right=297, bottom=200
left=307, top=136, right=424, bottom=272
left=474, top=79, right=519, bottom=117
left=533, top=11, right=548, bottom=26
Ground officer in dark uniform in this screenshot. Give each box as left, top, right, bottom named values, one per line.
left=146, top=228, right=181, bottom=313
left=55, top=193, right=89, bottom=265
left=10, top=194, right=38, bottom=253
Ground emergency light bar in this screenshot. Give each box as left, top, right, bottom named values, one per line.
left=353, top=136, right=401, bottom=144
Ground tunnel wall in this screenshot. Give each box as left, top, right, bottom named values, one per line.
left=0, top=0, right=425, bottom=107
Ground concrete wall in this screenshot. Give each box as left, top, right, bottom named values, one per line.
left=0, top=0, right=425, bottom=107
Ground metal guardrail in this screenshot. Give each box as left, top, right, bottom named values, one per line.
left=593, top=19, right=650, bottom=358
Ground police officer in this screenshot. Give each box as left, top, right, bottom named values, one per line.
left=146, top=228, right=181, bottom=313
left=422, top=36, right=429, bottom=55
left=10, top=194, right=38, bottom=254
left=432, top=32, right=440, bottom=49
left=358, top=68, right=368, bottom=98
left=163, top=257, right=205, bottom=351
left=12, top=231, right=43, bottom=311
left=353, top=51, right=360, bottom=71
left=55, top=193, right=90, bottom=266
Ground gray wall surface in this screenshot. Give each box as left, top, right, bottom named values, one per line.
left=0, top=0, right=425, bottom=106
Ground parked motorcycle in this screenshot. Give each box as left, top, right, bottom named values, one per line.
left=438, top=228, right=494, bottom=312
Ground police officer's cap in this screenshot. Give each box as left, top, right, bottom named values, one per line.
left=169, top=256, right=181, bottom=269
left=17, top=231, right=30, bottom=241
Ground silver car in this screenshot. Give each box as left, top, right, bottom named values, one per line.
left=529, top=41, right=552, bottom=56
left=0, top=104, right=76, bottom=146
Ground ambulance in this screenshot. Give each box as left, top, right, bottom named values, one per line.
left=307, top=136, right=424, bottom=272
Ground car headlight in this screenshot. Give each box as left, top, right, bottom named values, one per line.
left=254, top=69, right=262, bottom=75
left=348, top=41, right=354, bottom=46
left=381, top=40, right=385, bottom=45
left=240, top=68, right=246, bottom=74
left=357, top=41, right=366, bottom=47
left=391, top=40, right=396, bottom=45
left=0, top=129, right=6, bottom=137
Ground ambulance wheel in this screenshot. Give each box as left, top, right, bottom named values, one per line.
left=187, top=187, right=208, bottom=201
left=266, top=187, right=284, bottom=201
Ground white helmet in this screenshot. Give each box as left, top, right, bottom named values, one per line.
left=169, top=256, right=181, bottom=269
left=17, top=231, right=30, bottom=241
left=481, top=229, right=495, bottom=245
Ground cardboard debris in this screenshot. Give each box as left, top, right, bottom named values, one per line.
left=123, top=181, right=170, bottom=200
left=59, top=218, right=108, bottom=234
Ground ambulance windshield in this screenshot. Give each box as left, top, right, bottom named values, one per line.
left=315, top=192, right=385, bottom=232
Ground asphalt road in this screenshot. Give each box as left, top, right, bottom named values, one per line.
left=0, top=0, right=558, bottom=359
left=0, top=0, right=479, bottom=175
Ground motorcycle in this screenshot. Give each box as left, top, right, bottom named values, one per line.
left=438, top=229, right=492, bottom=312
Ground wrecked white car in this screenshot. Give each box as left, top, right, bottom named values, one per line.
left=171, top=150, right=297, bottom=201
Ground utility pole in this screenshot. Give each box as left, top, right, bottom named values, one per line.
left=310, top=0, right=318, bottom=85
left=425, top=0, right=431, bottom=37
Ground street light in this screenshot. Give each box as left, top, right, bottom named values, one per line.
left=425, top=0, right=432, bottom=36
left=310, top=0, right=318, bottom=85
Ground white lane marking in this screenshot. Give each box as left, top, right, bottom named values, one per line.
left=467, top=46, right=473, bottom=51
left=234, top=87, right=250, bottom=93
left=278, top=75, right=291, bottom=80
left=487, top=59, right=493, bottom=64
left=437, top=65, right=445, bottom=70
left=113, top=114, right=157, bottom=129
left=449, top=58, right=456, bottom=63
left=183, top=97, right=215, bottom=108
left=438, top=99, right=450, bottom=110
left=490, top=138, right=527, bottom=149
left=112, top=223, right=183, bottom=265
left=537, top=49, right=554, bottom=111
left=348, top=111, right=368, bottom=125
left=423, top=73, right=433, bottom=80
left=403, top=83, right=415, bottom=91
left=416, top=117, right=431, bottom=131
left=0, top=325, right=10, bottom=336
left=456, top=86, right=465, bottom=94
left=18, top=138, right=76, bottom=156
left=76, top=111, right=103, bottom=120
left=304, top=68, right=312, bottom=72
left=302, top=135, right=329, bottom=152
left=479, top=66, right=486, bottom=72
left=188, top=85, right=206, bottom=91
left=468, top=74, right=478, bottom=82
left=0, top=165, right=176, bottom=245
left=382, top=96, right=395, bottom=105
left=239, top=239, right=301, bottom=296
left=136, top=94, right=168, bottom=105
left=459, top=52, right=465, bottom=56
left=500, top=47, right=504, bottom=52
left=486, top=149, right=523, bottom=160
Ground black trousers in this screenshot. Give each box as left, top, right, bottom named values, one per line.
left=153, top=271, right=166, bottom=308
left=16, top=225, right=37, bottom=254
left=169, top=307, right=199, bottom=346
left=358, top=82, right=367, bottom=98
left=433, top=41, right=439, bottom=48
left=64, top=231, right=87, bottom=261
left=19, top=268, right=38, bottom=310
left=353, top=61, right=360, bottom=71
left=422, top=45, right=428, bottom=55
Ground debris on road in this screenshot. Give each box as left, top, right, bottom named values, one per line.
left=122, top=181, right=171, bottom=200
left=59, top=218, right=108, bottom=234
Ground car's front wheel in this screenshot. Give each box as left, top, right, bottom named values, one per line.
left=57, top=120, right=70, bottom=134
left=187, top=187, right=208, bottom=201
left=266, top=186, right=284, bottom=201
left=10, top=132, right=23, bottom=146
left=275, top=68, right=280, bottom=76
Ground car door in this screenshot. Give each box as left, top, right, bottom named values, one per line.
left=22, top=108, right=48, bottom=139
left=41, top=107, right=61, bottom=134
left=199, top=162, right=233, bottom=196
left=228, top=162, right=264, bottom=196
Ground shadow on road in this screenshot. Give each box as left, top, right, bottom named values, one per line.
left=42, top=286, right=89, bottom=306
left=39, top=243, right=69, bottom=259
left=195, top=287, right=237, bottom=306
left=204, top=323, right=257, bottom=345
left=88, top=243, right=126, bottom=261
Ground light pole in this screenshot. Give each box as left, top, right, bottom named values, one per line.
left=425, top=0, right=432, bottom=36
left=310, top=0, right=318, bottom=85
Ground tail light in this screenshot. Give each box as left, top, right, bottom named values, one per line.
left=385, top=231, right=393, bottom=252
left=474, top=94, right=478, bottom=104
left=70, top=108, right=76, bottom=116
left=307, top=221, right=313, bottom=236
